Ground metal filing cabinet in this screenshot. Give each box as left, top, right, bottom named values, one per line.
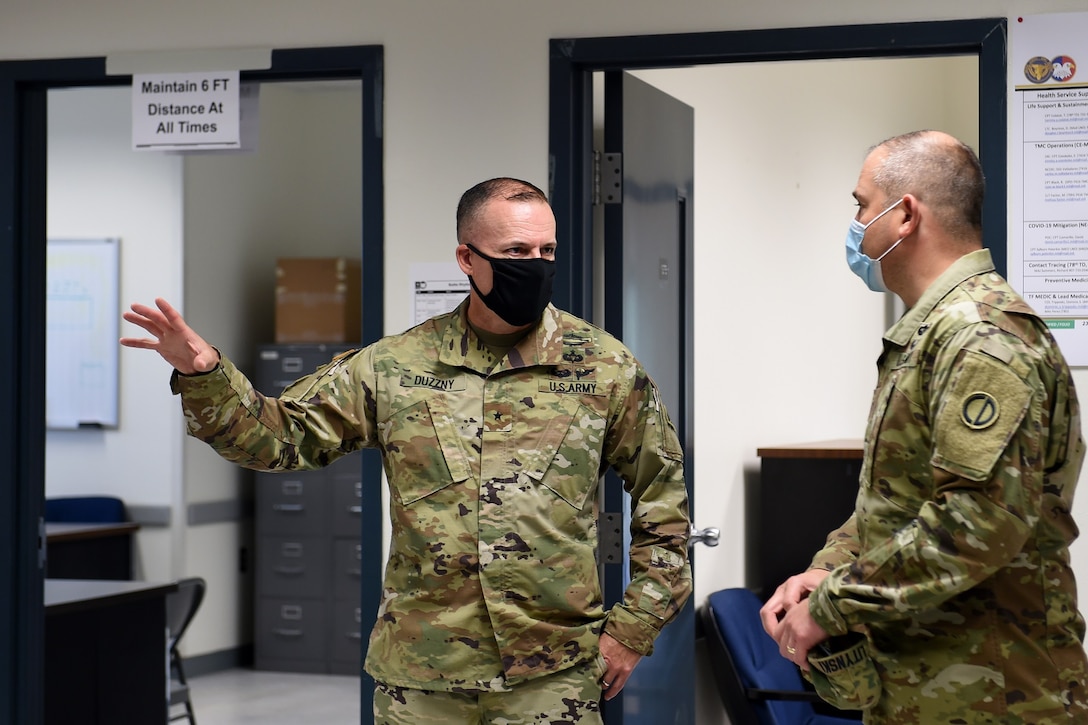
left=252, top=344, right=365, bottom=674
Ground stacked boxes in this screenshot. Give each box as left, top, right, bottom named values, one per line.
left=275, top=258, right=361, bottom=344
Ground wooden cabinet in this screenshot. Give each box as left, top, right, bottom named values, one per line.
left=750, top=440, right=862, bottom=599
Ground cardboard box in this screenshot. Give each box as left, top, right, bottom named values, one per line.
left=275, top=257, right=361, bottom=343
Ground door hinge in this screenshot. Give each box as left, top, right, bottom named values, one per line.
left=599, top=511, right=623, bottom=564
left=38, top=516, right=46, bottom=570
left=593, top=151, right=623, bottom=206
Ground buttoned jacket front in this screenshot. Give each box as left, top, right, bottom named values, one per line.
left=807, top=250, right=1088, bottom=723
left=172, top=302, right=692, bottom=691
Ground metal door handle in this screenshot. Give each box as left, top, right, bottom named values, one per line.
left=690, top=525, right=720, bottom=548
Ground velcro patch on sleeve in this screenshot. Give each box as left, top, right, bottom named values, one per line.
left=636, top=580, right=673, bottom=621
left=931, top=349, right=1032, bottom=482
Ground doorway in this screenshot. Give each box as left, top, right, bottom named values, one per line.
left=0, top=46, right=384, bottom=725
left=551, top=18, right=1006, bottom=725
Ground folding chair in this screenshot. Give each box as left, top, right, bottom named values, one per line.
left=167, top=577, right=207, bottom=724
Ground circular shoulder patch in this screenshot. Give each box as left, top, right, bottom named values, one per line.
left=960, top=392, right=1000, bottom=430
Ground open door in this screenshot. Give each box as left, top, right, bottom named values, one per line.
left=599, top=70, right=703, bottom=725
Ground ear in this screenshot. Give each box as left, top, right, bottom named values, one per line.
left=897, top=194, right=922, bottom=239
left=455, top=243, right=474, bottom=276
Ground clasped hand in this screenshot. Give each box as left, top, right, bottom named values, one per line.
left=758, top=569, right=831, bottom=669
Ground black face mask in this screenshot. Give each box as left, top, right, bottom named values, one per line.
left=465, top=244, right=556, bottom=327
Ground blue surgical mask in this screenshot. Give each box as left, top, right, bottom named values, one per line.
left=845, top=198, right=904, bottom=292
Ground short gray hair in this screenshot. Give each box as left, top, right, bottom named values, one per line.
left=870, top=130, right=984, bottom=240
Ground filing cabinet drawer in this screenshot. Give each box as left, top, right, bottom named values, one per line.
left=330, top=599, right=364, bottom=667
left=258, top=536, right=330, bottom=598
left=332, top=538, right=363, bottom=602
left=330, top=461, right=363, bottom=537
left=256, top=471, right=329, bottom=535
left=254, top=344, right=356, bottom=396
left=257, top=598, right=329, bottom=662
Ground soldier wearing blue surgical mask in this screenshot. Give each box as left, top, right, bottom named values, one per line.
left=844, top=197, right=903, bottom=293
left=761, top=131, right=1088, bottom=724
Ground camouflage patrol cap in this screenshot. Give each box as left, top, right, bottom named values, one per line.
left=804, top=632, right=880, bottom=711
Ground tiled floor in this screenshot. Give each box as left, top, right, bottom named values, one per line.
left=183, top=668, right=362, bottom=725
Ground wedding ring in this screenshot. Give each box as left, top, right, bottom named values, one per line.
left=602, top=680, right=612, bottom=689
left=786, top=646, right=797, bottom=654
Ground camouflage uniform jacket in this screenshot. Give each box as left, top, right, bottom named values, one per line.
left=806, top=249, right=1088, bottom=723
left=171, top=302, right=692, bottom=691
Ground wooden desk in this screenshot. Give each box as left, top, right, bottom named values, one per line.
left=750, top=440, right=863, bottom=598
left=45, top=522, right=139, bottom=580
left=45, top=579, right=176, bottom=725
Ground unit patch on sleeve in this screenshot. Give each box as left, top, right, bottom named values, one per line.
left=932, top=349, right=1032, bottom=481
left=960, top=392, right=999, bottom=430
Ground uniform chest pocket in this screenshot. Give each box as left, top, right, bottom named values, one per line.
left=865, top=366, right=931, bottom=506
left=378, top=397, right=472, bottom=505
left=522, top=396, right=605, bottom=511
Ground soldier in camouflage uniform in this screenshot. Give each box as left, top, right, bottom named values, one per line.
left=121, top=178, right=692, bottom=724
left=759, top=131, right=1088, bottom=724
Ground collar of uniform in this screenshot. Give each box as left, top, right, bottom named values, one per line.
left=884, top=248, right=994, bottom=348
left=438, top=301, right=568, bottom=373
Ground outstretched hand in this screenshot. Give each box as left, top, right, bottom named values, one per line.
left=120, top=298, right=219, bottom=375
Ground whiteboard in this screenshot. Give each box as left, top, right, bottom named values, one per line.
left=46, top=238, right=120, bottom=429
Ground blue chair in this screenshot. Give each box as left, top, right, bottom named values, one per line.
left=45, top=495, right=126, bottom=523
left=698, top=587, right=860, bottom=725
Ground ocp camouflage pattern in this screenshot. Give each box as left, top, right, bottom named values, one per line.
left=171, top=301, right=692, bottom=692
left=806, top=250, right=1088, bottom=723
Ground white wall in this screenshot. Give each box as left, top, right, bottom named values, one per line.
left=180, top=81, right=364, bottom=657
left=633, top=52, right=980, bottom=608
left=632, top=55, right=978, bottom=724
left=46, top=86, right=185, bottom=580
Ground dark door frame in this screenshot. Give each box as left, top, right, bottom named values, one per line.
left=549, top=18, right=1009, bottom=320
left=548, top=18, right=1006, bottom=724
left=0, top=45, right=384, bottom=725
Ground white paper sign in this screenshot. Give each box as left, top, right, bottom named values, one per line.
left=410, top=262, right=469, bottom=326
left=1009, top=13, right=1088, bottom=364
left=132, top=70, right=240, bottom=150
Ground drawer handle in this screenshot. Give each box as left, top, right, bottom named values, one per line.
left=346, top=568, right=361, bottom=576
left=273, top=504, right=305, bottom=512
left=348, top=506, right=362, bottom=514
left=273, top=628, right=303, bottom=637
left=345, top=632, right=362, bottom=640
left=274, top=566, right=305, bottom=575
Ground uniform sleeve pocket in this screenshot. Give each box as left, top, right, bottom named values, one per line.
left=931, top=349, right=1032, bottom=482
left=379, top=398, right=472, bottom=505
